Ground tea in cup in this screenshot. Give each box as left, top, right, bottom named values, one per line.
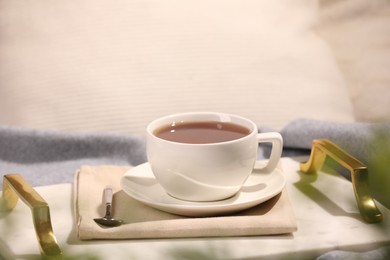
left=146, top=112, right=283, bottom=202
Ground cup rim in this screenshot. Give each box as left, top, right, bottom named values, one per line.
left=147, top=112, right=257, bottom=146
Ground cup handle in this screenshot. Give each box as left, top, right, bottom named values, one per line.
left=254, top=132, right=283, bottom=173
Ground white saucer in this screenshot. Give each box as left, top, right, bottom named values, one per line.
left=120, top=163, right=286, bottom=217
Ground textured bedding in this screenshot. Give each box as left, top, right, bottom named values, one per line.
left=1, top=119, right=388, bottom=189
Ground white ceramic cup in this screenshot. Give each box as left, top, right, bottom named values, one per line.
left=146, top=112, right=283, bottom=202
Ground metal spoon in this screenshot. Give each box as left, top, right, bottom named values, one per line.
left=94, top=186, right=123, bottom=227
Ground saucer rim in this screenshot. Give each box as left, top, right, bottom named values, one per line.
left=120, top=162, right=286, bottom=216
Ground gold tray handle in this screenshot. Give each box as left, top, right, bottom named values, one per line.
left=1, top=174, right=62, bottom=258
left=300, top=139, right=383, bottom=223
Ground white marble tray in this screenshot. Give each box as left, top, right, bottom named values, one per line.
left=1, top=158, right=389, bottom=259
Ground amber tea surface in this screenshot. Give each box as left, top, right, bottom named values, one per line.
left=154, top=121, right=251, bottom=144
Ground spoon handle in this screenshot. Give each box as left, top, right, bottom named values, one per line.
left=104, top=186, right=113, bottom=205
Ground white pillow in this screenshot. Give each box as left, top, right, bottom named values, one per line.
left=0, top=0, right=354, bottom=135
left=317, top=0, right=390, bottom=122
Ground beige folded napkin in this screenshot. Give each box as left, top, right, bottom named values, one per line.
left=74, top=165, right=297, bottom=240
